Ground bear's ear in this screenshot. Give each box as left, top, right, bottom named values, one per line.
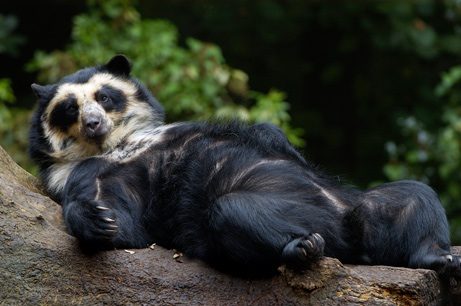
left=31, top=83, right=53, bottom=100
left=105, top=54, right=131, bottom=76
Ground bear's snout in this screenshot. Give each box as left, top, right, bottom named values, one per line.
left=81, top=101, right=109, bottom=139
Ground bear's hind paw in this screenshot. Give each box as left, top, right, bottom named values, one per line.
left=282, top=233, right=325, bottom=269
left=444, top=254, right=461, bottom=280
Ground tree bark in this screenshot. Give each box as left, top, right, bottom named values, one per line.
left=0, top=145, right=459, bottom=305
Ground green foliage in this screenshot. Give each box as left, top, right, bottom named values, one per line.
left=0, top=78, right=36, bottom=174
left=371, top=0, right=461, bottom=59
left=384, top=66, right=461, bottom=243
left=0, top=78, right=15, bottom=128
left=0, top=83, right=35, bottom=174
left=29, top=0, right=304, bottom=146
left=0, top=15, right=25, bottom=55
left=0, top=15, right=34, bottom=173
left=363, top=0, right=461, bottom=243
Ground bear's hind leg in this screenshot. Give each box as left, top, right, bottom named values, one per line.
left=361, top=180, right=461, bottom=279
left=409, top=240, right=461, bottom=279
left=206, top=192, right=327, bottom=274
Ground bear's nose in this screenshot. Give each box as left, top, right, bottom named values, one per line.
left=83, top=114, right=106, bottom=138
left=85, top=118, right=100, bottom=131
left=81, top=101, right=108, bottom=139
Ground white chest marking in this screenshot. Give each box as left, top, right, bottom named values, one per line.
left=105, top=123, right=182, bottom=162
left=47, top=162, right=78, bottom=196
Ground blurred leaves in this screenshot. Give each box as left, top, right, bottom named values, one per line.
left=29, top=0, right=304, bottom=146
left=0, top=15, right=20, bottom=127
left=0, top=79, right=14, bottom=104
left=0, top=15, right=35, bottom=173
left=435, top=66, right=461, bottom=97
left=0, top=79, right=15, bottom=130
left=384, top=67, right=461, bottom=242
left=0, top=80, right=36, bottom=174
left=372, top=0, right=460, bottom=59
left=0, top=15, right=24, bottom=55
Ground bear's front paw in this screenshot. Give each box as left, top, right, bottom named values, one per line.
left=282, top=233, right=325, bottom=269
left=63, top=199, right=118, bottom=246
left=90, top=200, right=119, bottom=240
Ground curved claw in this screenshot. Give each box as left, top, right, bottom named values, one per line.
left=312, top=233, right=325, bottom=245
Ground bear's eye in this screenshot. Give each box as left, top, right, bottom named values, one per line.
left=98, top=94, right=110, bottom=103
left=49, top=96, right=79, bottom=132
left=96, top=85, right=126, bottom=112
left=66, top=103, right=78, bottom=112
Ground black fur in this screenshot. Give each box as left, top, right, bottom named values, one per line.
left=49, top=93, right=79, bottom=132
left=95, top=85, right=127, bottom=112
left=29, top=55, right=461, bottom=279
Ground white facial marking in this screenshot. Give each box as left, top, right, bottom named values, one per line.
left=82, top=100, right=105, bottom=116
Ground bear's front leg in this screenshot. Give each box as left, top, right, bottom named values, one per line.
left=63, top=199, right=119, bottom=250
left=61, top=158, right=152, bottom=251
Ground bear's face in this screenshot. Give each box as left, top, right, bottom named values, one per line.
left=30, top=55, right=165, bottom=162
